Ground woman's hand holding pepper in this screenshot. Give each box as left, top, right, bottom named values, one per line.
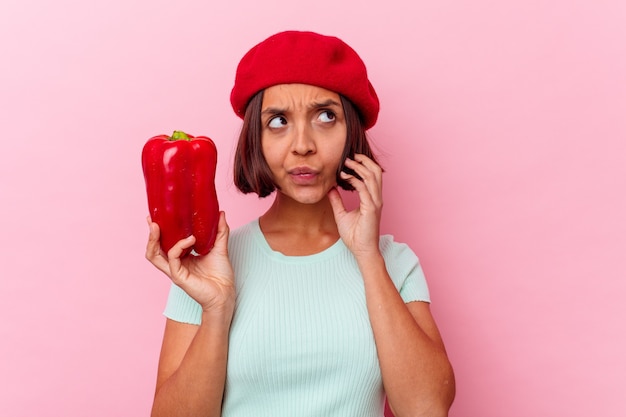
left=146, top=211, right=235, bottom=315
left=328, top=153, right=383, bottom=261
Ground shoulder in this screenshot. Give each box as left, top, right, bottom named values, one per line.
left=227, top=218, right=264, bottom=271
left=230, top=218, right=258, bottom=240
left=228, top=218, right=259, bottom=252
left=378, top=234, right=420, bottom=269
left=378, top=235, right=430, bottom=302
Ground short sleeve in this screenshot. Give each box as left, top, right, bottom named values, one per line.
left=379, top=235, right=431, bottom=303
left=163, top=283, right=203, bottom=325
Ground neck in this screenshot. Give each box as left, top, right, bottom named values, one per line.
left=258, top=193, right=340, bottom=256
left=260, top=192, right=338, bottom=235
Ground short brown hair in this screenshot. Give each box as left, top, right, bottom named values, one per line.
left=233, top=90, right=381, bottom=197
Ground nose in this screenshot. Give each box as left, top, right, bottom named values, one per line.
left=290, top=124, right=316, bottom=156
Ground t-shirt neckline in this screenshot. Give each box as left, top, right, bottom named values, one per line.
left=251, top=218, right=345, bottom=263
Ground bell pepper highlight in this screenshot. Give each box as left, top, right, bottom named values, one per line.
left=142, top=130, right=219, bottom=257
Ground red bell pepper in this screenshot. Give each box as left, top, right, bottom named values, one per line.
left=141, top=130, right=219, bottom=257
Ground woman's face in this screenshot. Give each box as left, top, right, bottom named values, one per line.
left=260, top=83, right=347, bottom=205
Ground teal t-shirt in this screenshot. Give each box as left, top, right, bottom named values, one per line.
left=164, top=219, right=430, bottom=417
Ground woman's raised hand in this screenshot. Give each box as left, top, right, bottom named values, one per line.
left=145, top=211, right=235, bottom=314
left=328, top=153, right=383, bottom=259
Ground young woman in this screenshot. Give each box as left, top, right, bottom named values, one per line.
left=146, top=30, right=455, bottom=417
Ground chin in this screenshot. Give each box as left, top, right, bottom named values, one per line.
left=293, top=194, right=326, bottom=205
left=280, top=188, right=330, bottom=205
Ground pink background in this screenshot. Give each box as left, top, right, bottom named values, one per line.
left=1, top=0, right=625, bottom=416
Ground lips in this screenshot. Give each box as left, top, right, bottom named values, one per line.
left=289, top=167, right=318, bottom=176
left=288, top=166, right=320, bottom=184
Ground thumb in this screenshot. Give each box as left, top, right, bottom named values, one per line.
left=328, top=187, right=347, bottom=219
left=212, top=211, right=230, bottom=254
left=167, top=234, right=196, bottom=280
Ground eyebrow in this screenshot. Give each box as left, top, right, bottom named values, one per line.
left=309, top=99, right=341, bottom=110
left=261, top=99, right=342, bottom=116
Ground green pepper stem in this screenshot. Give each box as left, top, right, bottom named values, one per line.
left=171, top=130, right=191, bottom=141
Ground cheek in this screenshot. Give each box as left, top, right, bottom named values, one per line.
left=261, top=144, right=286, bottom=176
left=322, top=146, right=347, bottom=176
left=260, top=137, right=277, bottom=167
left=333, top=132, right=348, bottom=166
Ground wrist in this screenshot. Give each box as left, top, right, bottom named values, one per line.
left=201, top=298, right=235, bottom=327
left=355, top=250, right=385, bottom=273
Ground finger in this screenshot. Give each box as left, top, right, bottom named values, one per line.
left=341, top=159, right=375, bottom=194
left=146, top=218, right=159, bottom=248
left=145, top=220, right=171, bottom=273
left=344, top=157, right=379, bottom=184
left=343, top=158, right=382, bottom=206
left=339, top=170, right=375, bottom=208
left=353, top=153, right=382, bottom=175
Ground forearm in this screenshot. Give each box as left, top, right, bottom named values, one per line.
left=358, top=254, right=455, bottom=417
left=151, top=310, right=232, bottom=417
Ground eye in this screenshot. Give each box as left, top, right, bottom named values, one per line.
left=268, top=115, right=287, bottom=129
left=318, top=110, right=336, bottom=123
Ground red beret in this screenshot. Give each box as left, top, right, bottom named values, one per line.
left=230, top=31, right=380, bottom=130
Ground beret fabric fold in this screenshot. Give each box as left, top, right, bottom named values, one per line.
left=230, top=30, right=380, bottom=130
